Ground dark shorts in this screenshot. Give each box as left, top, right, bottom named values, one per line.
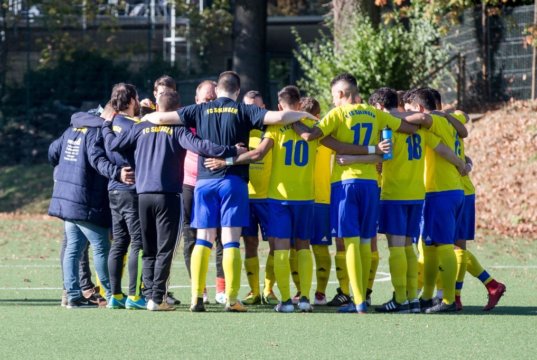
left=242, top=201, right=270, bottom=240
left=421, top=190, right=465, bottom=245
left=266, top=201, right=314, bottom=240
left=378, top=201, right=424, bottom=238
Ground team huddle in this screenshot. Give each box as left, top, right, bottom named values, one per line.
left=48, top=70, right=506, bottom=313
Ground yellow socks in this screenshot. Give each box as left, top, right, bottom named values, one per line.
left=455, top=249, right=468, bottom=296
left=360, top=242, right=371, bottom=298
left=335, top=251, right=350, bottom=295
left=297, top=249, right=313, bottom=300
left=437, top=244, right=457, bottom=304
left=417, top=238, right=425, bottom=291
left=289, top=248, right=300, bottom=293
left=421, top=244, right=438, bottom=300
left=405, top=245, right=418, bottom=300
left=312, top=245, right=331, bottom=294
left=388, top=247, right=407, bottom=304
left=466, top=249, right=493, bottom=284
left=344, top=237, right=364, bottom=304
left=191, top=240, right=212, bottom=303
left=244, top=256, right=260, bottom=297
left=264, top=254, right=276, bottom=296
left=368, top=250, right=379, bottom=292
left=223, top=242, right=242, bottom=304
left=274, top=249, right=291, bottom=301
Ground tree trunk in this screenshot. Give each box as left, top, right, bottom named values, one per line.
left=232, top=0, right=267, bottom=98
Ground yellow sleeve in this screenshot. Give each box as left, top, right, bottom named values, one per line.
left=424, top=130, right=441, bottom=149
left=317, top=108, right=339, bottom=138
left=263, top=125, right=279, bottom=141
left=377, top=110, right=402, bottom=131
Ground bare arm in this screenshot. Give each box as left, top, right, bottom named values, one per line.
left=433, top=143, right=467, bottom=176
left=263, top=110, right=317, bottom=126
left=432, top=110, right=468, bottom=138
left=335, top=155, right=383, bottom=166
left=204, top=138, right=274, bottom=171
left=142, top=111, right=183, bottom=125
left=392, top=111, right=433, bottom=129
left=321, top=136, right=390, bottom=155
left=292, top=122, right=324, bottom=142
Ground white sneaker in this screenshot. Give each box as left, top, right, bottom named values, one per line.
left=274, top=300, right=295, bottom=313
left=203, top=289, right=210, bottom=305
left=147, top=299, right=175, bottom=311
left=215, top=292, right=227, bottom=305
left=298, top=297, right=313, bottom=312
left=313, top=292, right=327, bottom=305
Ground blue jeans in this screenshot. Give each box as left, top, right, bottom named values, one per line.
left=63, top=221, right=111, bottom=302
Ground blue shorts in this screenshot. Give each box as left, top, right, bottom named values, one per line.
left=266, top=201, right=314, bottom=240
left=421, top=190, right=464, bottom=245
left=378, top=201, right=424, bottom=238
left=311, top=203, right=332, bottom=245
left=330, top=180, right=379, bottom=239
left=456, top=194, right=475, bottom=241
left=191, top=175, right=249, bottom=229
left=242, top=201, right=270, bottom=240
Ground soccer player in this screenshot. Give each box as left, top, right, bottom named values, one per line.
left=182, top=80, right=227, bottom=305
left=143, top=71, right=317, bottom=312
left=104, top=91, right=240, bottom=311
left=345, top=87, right=466, bottom=313
left=403, top=88, right=467, bottom=313
left=139, top=75, right=178, bottom=113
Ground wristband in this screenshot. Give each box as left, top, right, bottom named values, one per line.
left=225, top=157, right=234, bottom=166
left=368, top=146, right=376, bottom=154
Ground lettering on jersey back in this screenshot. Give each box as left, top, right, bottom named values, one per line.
left=142, top=126, right=173, bottom=136
left=206, top=107, right=239, bottom=115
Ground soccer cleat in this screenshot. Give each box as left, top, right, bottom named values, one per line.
left=274, top=299, right=295, bottom=313
left=66, top=297, right=98, bottom=309
left=484, top=282, right=506, bottom=311
left=166, top=292, right=181, bottom=305
left=327, top=288, right=352, bottom=307
left=409, top=299, right=421, bottom=313
left=262, top=291, right=279, bottom=306
left=292, top=292, right=301, bottom=305
left=298, top=296, right=313, bottom=312
left=366, top=289, right=373, bottom=306
left=419, top=298, right=433, bottom=313
left=202, top=288, right=210, bottom=305
left=125, top=296, right=147, bottom=310
left=215, top=292, right=227, bottom=305
left=224, top=300, right=248, bottom=312
left=425, top=301, right=457, bottom=314
left=61, top=290, right=68, bottom=307
left=455, top=296, right=463, bottom=312
left=338, top=302, right=367, bottom=314
left=314, top=291, right=327, bottom=306
left=147, top=299, right=175, bottom=311
left=107, top=295, right=126, bottom=309
left=432, top=296, right=443, bottom=306
left=242, top=292, right=262, bottom=305
left=190, top=297, right=206, bottom=312
left=375, top=299, right=410, bottom=313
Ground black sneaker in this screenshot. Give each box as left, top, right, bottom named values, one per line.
left=327, top=288, right=352, bottom=307
left=432, top=297, right=442, bottom=306
left=66, top=297, right=98, bottom=309
left=375, top=299, right=410, bottom=313
left=409, top=299, right=421, bottom=313
left=419, top=298, right=433, bottom=313
left=166, top=292, right=181, bottom=305
left=425, top=301, right=457, bottom=314
left=189, top=297, right=206, bottom=312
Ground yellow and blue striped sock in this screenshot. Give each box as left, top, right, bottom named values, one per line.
left=223, top=242, right=242, bottom=304
left=191, top=239, right=212, bottom=304
left=455, top=249, right=467, bottom=297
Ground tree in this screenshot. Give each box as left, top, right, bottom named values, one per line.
left=232, top=1, right=267, bottom=97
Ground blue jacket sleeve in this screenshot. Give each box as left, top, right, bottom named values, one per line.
left=176, top=126, right=237, bottom=158
left=48, top=131, right=66, bottom=166
left=103, top=121, right=138, bottom=152
left=88, top=129, right=121, bottom=180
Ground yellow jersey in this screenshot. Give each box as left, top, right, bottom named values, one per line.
left=314, top=144, right=332, bottom=204
left=265, top=118, right=318, bottom=203
left=451, top=112, right=476, bottom=196
left=381, top=128, right=441, bottom=201
left=247, top=129, right=272, bottom=200
left=316, top=104, right=401, bottom=183
left=424, top=114, right=463, bottom=193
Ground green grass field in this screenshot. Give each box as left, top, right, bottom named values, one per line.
left=1, top=215, right=536, bottom=359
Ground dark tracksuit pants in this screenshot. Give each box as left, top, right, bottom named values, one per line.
left=182, top=184, right=224, bottom=279
left=139, top=193, right=181, bottom=304
left=108, top=190, right=143, bottom=296
left=60, top=233, right=94, bottom=291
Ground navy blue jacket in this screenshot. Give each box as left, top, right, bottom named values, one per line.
left=101, top=114, right=138, bottom=192
left=102, top=121, right=237, bottom=194
left=48, top=112, right=120, bottom=227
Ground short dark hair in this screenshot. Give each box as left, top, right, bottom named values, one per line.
left=423, top=87, right=442, bottom=110
left=217, top=71, right=241, bottom=93
left=330, top=73, right=359, bottom=97
left=300, top=96, right=320, bottom=117
left=402, top=88, right=417, bottom=104
left=110, top=83, right=137, bottom=112
left=368, top=87, right=398, bottom=110
left=244, top=90, right=262, bottom=100
left=154, top=75, right=176, bottom=91
left=278, top=85, right=301, bottom=106
left=408, top=88, right=437, bottom=111
left=157, top=91, right=181, bottom=112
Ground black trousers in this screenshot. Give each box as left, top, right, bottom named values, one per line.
left=139, top=193, right=181, bottom=304
left=108, top=190, right=143, bottom=296
left=60, top=233, right=94, bottom=291
left=182, top=184, right=224, bottom=279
